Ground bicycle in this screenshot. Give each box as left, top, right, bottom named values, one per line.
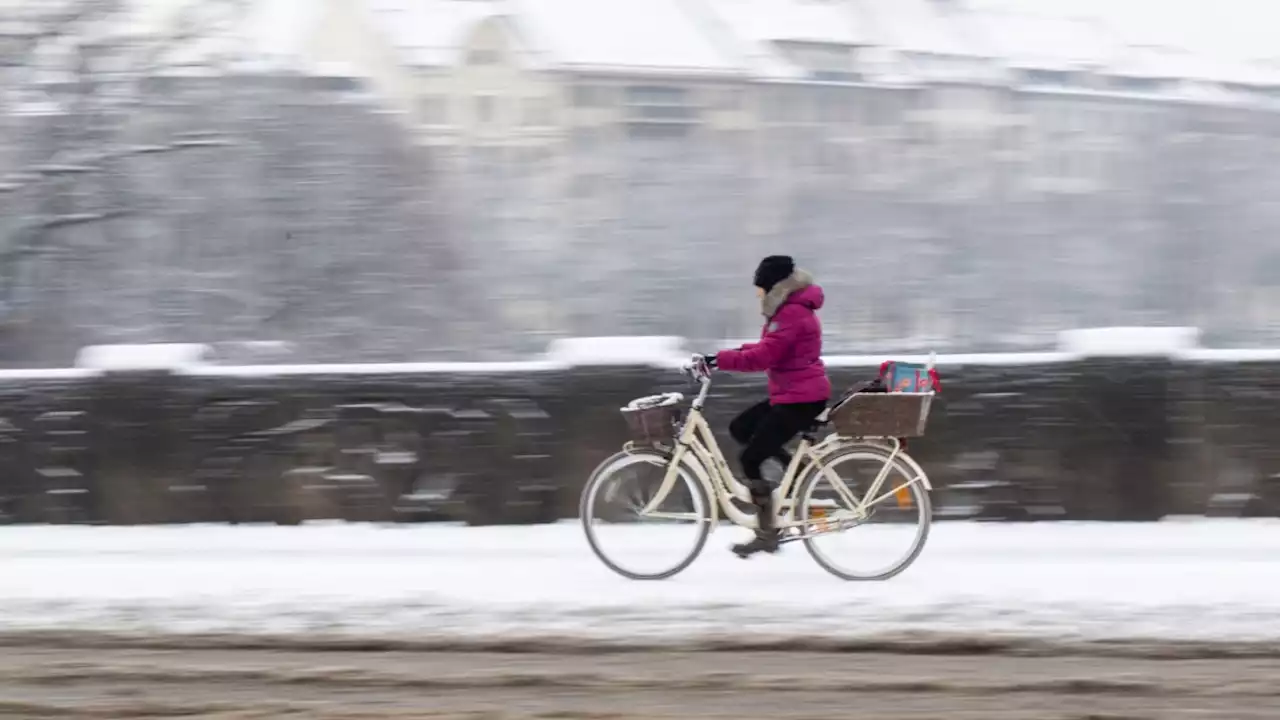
left=580, top=354, right=938, bottom=581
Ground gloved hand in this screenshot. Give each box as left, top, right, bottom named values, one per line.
left=700, top=353, right=718, bottom=370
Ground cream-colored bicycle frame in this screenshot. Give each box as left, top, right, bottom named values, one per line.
left=633, top=366, right=934, bottom=532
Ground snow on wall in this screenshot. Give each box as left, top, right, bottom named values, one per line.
left=1176, top=348, right=1280, bottom=364
left=4, top=330, right=1280, bottom=381
left=824, top=352, right=1072, bottom=368
left=1057, top=327, right=1201, bottom=358
left=0, top=369, right=100, bottom=381
left=543, top=336, right=689, bottom=368
left=176, top=360, right=568, bottom=377
left=74, top=344, right=212, bottom=372
left=832, top=327, right=1206, bottom=367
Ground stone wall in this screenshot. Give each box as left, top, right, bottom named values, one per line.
left=0, top=349, right=1276, bottom=525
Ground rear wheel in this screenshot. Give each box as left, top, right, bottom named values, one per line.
left=797, top=444, right=932, bottom=581
left=580, top=448, right=711, bottom=580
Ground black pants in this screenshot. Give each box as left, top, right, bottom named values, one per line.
left=728, top=399, right=827, bottom=497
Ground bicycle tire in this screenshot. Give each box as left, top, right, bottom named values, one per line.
left=580, top=447, right=712, bottom=581
left=796, top=443, right=932, bottom=581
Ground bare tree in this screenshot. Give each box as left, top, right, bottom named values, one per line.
left=0, top=0, right=478, bottom=365
left=0, top=0, right=247, bottom=357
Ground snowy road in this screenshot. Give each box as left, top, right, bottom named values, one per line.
left=1, top=520, right=1278, bottom=718
left=2, top=519, right=1278, bottom=646
left=0, top=646, right=1277, bottom=719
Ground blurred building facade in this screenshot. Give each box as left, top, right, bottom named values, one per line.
left=291, top=0, right=1280, bottom=354
left=2, top=0, right=1279, bottom=364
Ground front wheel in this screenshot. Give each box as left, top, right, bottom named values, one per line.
left=796, top=444, right=932, bottom=581
left=580, top=448, right=712, bottom=580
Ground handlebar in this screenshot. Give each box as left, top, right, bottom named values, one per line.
left=683, top=354, right=714, bottom=382
left=682, top=354, right=714, bottom=409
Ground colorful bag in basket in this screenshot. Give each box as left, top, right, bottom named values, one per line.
left=878, top=360, right=941, bottom=394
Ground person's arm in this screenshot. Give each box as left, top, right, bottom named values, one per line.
left=716, top=314, right=800, bottom=373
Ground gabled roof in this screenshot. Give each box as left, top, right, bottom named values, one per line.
left=505, top=0, right=749, bottom=76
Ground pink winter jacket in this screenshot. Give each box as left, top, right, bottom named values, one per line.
left=716, top=270, right=831, bottom=405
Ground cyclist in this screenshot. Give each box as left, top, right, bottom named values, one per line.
left=703, top=255, right=831, bottom=558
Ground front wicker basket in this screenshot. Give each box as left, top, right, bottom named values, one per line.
left=829, top=392, right=933, bottom=438
left=622, top=404, right=683, bottom=445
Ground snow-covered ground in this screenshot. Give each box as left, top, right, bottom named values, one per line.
left=0, top=519, right=1277, bottom=643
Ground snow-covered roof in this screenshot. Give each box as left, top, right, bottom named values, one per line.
left=960, top=0, right=1278, bottom=88
left=848, top=0, right=1009, bottom=84
left=1076, top=0, right=1280, bottom=87
left=341, top=0, right=751, bottom=75
left=1108, top=45, right=1201, bottom=81
left=696, top=0, right=867, bottom=79
left=506, top=0, right=748, bottom=76
left=702, top=0, right=867, bottom=47
left=1086, top=0, right=1274, bottom=65
left=1182, top=57, right=1280, bottom=88
left=855, top=0, right=990, bottom=60
left=363, top=0, right=500, bottom=68
left=970, top=10, right=1113, bottom=72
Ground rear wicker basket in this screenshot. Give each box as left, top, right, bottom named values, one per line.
left=829, top=392, right=933, bottom=438
left=622, top=404, right=683, bottom=445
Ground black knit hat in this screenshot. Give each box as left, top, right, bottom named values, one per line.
left=753, top=255, right=795, bottom=292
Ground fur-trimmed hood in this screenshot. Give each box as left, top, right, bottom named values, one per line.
left=761, top=269, right=823, bottom=318
left=716, top=267, right=831, bottom=404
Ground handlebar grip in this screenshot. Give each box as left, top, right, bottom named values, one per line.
left=681, top=354, right=714, bottom=381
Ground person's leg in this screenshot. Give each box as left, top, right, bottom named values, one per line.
left=733, top=400, right=827, bottom=558
left=728, top=399, right=771, bottom=447
left=738, top=409, right=797, bottom=496
left=739, top=401, right=827, bottom=489
left=730, top=399, right=793, bottom=475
